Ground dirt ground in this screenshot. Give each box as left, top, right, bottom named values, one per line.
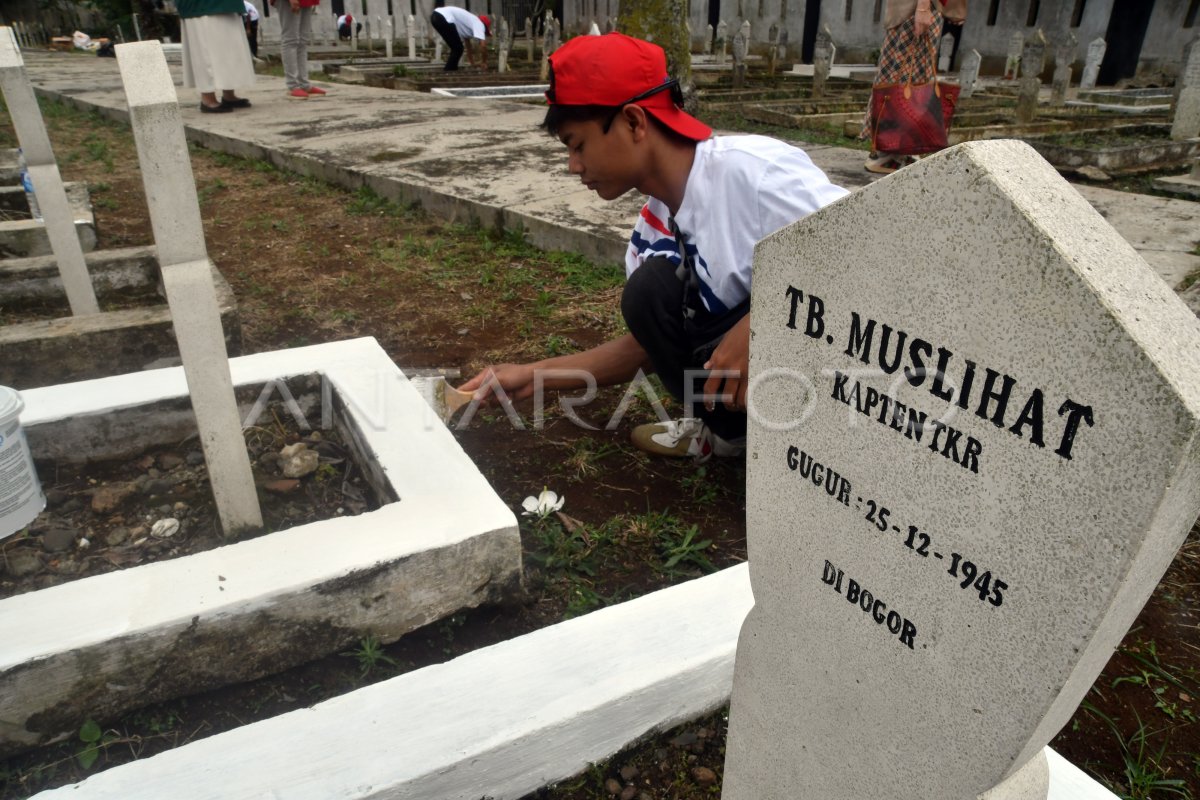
left=0, top=94, right=1196, bottom=800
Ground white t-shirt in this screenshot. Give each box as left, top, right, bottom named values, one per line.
left=433, top=6, right=487, bottom=40
left=337, top=14, right=351, bottom=26
left=626, top=135, right=849, bottom=315
left=243, top=0, right=259, bottom=21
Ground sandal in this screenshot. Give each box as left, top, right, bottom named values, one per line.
left=864, top=153, right=903, bottom=174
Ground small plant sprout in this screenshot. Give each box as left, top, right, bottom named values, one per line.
left=343, top=634, right=398, bottom=677
left=522, top=488, right=565, bottom=521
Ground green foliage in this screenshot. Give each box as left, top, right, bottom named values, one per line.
left=1081, top=702, right=1191, bottom=800
left=76, top=719, right=117, bottom=770
left=342, top=634, right=398, bottom=677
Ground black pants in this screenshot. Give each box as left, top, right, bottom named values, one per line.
left=621, top=257, right=748, bottom=441
left=940, top=21, right=963, bottom=71
left=245, top=18, right=258, bottom=57
left=430, top=12, right=464, bottom=70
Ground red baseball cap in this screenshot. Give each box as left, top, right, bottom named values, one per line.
left=546, top=33, right=712, bottom=141
left=478, top=13, right=490, bottom=33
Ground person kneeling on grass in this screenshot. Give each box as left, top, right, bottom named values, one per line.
left=459, top=33, right=848, bottom=461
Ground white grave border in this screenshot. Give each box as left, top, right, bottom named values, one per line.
left=27, top=564, right=1117, bottom=799
left=1, top=337, right=521, bottom=753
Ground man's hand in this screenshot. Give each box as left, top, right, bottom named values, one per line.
left=702, top=315, right=751, bottom=411
left=458, top=363, right=536, bottom=406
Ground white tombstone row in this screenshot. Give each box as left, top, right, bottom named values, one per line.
left=0, top=27, right=99, bottom=316
left=723, top=139, right=1200, bottom=799
left=1172, top=38, right=1200, bottom=141
left=114, top=41, right=263, bottom=535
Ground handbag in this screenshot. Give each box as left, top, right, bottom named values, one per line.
left=870, top=79, right=955, bottom=155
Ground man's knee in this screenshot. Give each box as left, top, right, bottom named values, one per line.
left=621, top=257, right=677, bottom=332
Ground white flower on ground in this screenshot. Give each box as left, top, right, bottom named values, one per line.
left=521, top=488, right=565, bottom=519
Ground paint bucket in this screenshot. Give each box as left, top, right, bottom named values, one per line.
left=0, top=386, right=44, bottom=540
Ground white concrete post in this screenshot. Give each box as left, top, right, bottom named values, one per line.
left=385, top=17, right=393, bottom=58
left=1080, top=37, right=1105, bottom=90
left=114, top=41, right=263, bottom=536
left=0, top=27, right=100, bottom=316
left=407, top=14, right=416, bottom=58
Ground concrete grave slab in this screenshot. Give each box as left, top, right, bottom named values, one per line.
left=0, top=337, right=522, bottom=755
left=723, top=139, right=1200, bottom=799
left=0, top=182, right=96, bottom=258
left=0, top=246, right=242, bottom=389
left=28, top=564, right=1117, bottom=800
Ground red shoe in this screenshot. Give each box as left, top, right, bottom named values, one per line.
left=288, top=88, right=309, bottom=99
left=306, top=85, right=327, bottom=96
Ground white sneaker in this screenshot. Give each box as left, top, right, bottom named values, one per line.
left=631, top=418, right=746, bottom=462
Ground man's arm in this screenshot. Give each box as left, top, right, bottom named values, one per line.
left=459, top=333, right=651, bottom=404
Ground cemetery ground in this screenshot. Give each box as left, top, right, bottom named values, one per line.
left=0, top=96, right=1197, bottom=800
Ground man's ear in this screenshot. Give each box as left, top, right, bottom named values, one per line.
left=623, top=105, right=651, bottom=142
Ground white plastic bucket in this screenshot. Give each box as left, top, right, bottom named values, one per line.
left=0, top=386, right=44, bottom=539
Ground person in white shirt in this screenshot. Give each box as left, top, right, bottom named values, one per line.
left=460, top=33, right=848, bottom=461
left=429, top=4, right=489, bottom=71
left=337, top=13, right=360, bottom=39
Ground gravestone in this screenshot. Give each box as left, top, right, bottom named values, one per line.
left=767, top=22, right=779, bottom=75
left=525, top=16, right=533, bottom=61
left=732, top=21, right=748, bottom=89
left=115, top=41, right=263, bottom=535
left=1004, top=31, right=1023, bottom=79
left=0, top=27, right=99, bottom=316
left=407, top=14, right=416, bottom=58
left=384, top=17, right=393, bottom=58
left=938, top=31, right=954, bottom=73
left=539, top=10, right=555, bottom=80
left=723, top=138, right=1200, bottom=799
left=1172, top=38, right=1200, bottom=142
left=1051, top=33, right=1076, bottom=106
left=812, top=25, right=834, bottom=98
left=959, top=48, right=981, bottom=99
left=703, top=23, right=712, bottom=54
left=497, top=16, right=510, bottom=72
left=716, top=19, right=728, bottom=65
left=1017, top=31, right=1046, bottom=123
left=1080, top=37, right=1106, bottom=90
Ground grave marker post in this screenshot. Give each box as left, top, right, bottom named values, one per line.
left=1016, top=30, right=1046, bottom=123
left=959, top=48, right=981, bottom=99
left=115, top=41, right=263, bottom=536
left=0, top=27, right=100, bottom=316
left=1080, top=37, right=1105, bottom=90
left=812, top=25, right=833, bottom=98
left=1004, top=31, right=1022, bottom=79
left=1051, top=33, right=1076, bottom=106
left=722, top=138, right=1200, bottom=800
left=407, top=14, right=416, bottom=58
left=732, top=21, right=748, bottom=89
left=716, top=19, right=727, bottom=65
left=1172, top=38, right=1200, bottom=142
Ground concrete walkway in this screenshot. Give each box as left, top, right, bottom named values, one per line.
left=19, top=49, right=1200, bottom=290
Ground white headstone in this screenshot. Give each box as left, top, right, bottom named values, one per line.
left=724, top=139, right=1200, bottom=800
left=385, top=16, right=393, bottom=58
left=704, top=23, right=713, bottom=54
left=1051, top=34, right=1076, bottom=106
left=408, top=14, right=416, bottom=58
left=0, top=27, right=99, bottom=316
left=1173, top=38, right=1200, bottom=141
left=812, top=25, right=834, bottom=97
left=716, top=19, right=728, bottom=65
left=938, top=32, right=954, bottom=73
left=1004, top=31, right=1023, bottom=79
left=1080, top=37, right=1106, bottom=90
left=115, top=41, right=263, bottom=536
left=960, top=48, right=981, bottom=99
